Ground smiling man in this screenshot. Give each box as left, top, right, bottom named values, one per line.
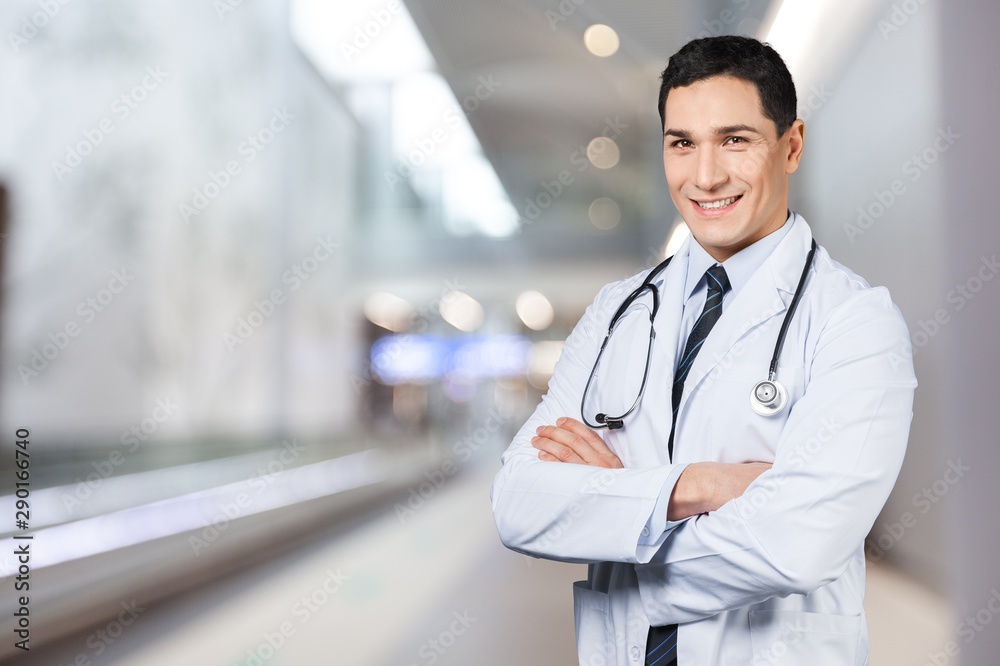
left=663, top=75, right=799, bottom=263
left=491, top=36, right=917, bottom=665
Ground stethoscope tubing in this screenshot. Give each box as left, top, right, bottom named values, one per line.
left=766, top=239, right=817, bottom=382
left=581, top=238, right=816, bottom=429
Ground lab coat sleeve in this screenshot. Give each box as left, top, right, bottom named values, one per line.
left=491, top=280, right=688, bottom=565
left=634, top=287, right=917, bottom=624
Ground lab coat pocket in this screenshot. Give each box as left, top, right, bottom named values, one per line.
left=573, top=580, right=617, bottom=666
left=749, top=609, right=864, bottom=666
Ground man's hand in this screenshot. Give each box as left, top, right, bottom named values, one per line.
left=531, top=417, right=623, bottom=468
left=531, top=418, right=769, bottom=521
left=668, top=462, right=772, bottom=521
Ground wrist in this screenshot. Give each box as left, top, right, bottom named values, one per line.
left=688, top=462, right=717, bottom=514
left=667, top=463, right=714, bottom=521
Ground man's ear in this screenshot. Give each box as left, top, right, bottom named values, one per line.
left=784, top=119, right=805, bottom=175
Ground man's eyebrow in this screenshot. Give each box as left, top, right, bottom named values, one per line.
left=662, top=124, right=762, bottom=139
left=663, top=128, right=691, bottom=139
left=715, top=124, right=761, bottom=135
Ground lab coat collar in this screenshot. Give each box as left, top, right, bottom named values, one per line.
left=767, top=212, right=813, bottom=297
left=684, top=212, right=794, bottom=302
left=676, top=213, right=814, bottom=415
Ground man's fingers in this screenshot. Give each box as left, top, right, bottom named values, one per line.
left=533, top=418, right=623, bottom=468
left=535, top=424, right=598, bottom=464
left=537, top=450, right=560, bottom=462
left=532, top=434, right=587, bottom=464
left=554, top=417, right=623, bottom=468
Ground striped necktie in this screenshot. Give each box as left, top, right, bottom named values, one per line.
left=667, top=264, right=730, bottom=460
left=648, top=264, right=730, bottom=666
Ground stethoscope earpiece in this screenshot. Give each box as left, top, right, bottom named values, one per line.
left=749, top=379, right=787, bottom=416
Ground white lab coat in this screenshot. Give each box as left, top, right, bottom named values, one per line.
left=491, top=215, right=917, bottom=665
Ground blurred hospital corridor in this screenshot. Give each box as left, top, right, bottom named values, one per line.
left=2, top=0, right=999, bottom=664
left=16, top=461, right=953, bottom=666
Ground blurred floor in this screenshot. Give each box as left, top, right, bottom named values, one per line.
left=33, top=461, right=582, bottom=665
left=32, top=461, right=952, bottom=666
left=866, top=556, right=955, bottom=664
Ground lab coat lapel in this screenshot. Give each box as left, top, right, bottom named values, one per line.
left=678, top=217, right=813, bottom=413
left=649, top=236, right=691, bottom=390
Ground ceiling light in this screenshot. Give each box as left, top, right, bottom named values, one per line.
left=589, top=197, right=621, bottom=230
left=763, top=0, right=876, bottom=90
left=440, top=291, right=485, bottom=332
left=291, top=0, right=434, bottom=83
left=516, top=291, right=555, bottom=331
left=587, top=137, right=620, bottom=169
left=584, top=24, right=620, bottom=57
left=528, top=341, right=564, bottom=390
left=363, top=292, right=415, bottom=331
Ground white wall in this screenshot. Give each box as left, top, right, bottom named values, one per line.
left=938, top=1, right=1000, bottom=661
left=0, top=0, right=359, bottom=446
left=797, top=13, right=1000, bottom=658
left=793, top=0, right=951, bottom=590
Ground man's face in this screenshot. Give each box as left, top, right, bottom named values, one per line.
left=661, top=75, right=804, bottom=262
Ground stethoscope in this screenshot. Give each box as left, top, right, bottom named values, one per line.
left=581, top=238, right=817, bottom=429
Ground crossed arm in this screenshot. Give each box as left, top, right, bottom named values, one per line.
left=494, top=281, right=916, bottom=626
left=532, top=416, right=770, bottom=520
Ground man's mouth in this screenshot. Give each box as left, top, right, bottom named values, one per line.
left=695, top=195, right=742, bottom=210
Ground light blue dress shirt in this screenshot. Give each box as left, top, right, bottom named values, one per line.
left=675, top=214, right=794, bottom=363
left=639, top=212, right=794, bottom=547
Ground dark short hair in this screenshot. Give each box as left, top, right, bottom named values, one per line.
left=658, top=35, right=797, bottom=137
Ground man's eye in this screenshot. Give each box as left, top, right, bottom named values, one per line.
left=670, top=140, right=692, bottom=148
left=726, top=136, right=747, bottom=145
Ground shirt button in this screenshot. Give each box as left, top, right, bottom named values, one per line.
left=631, top=645, right=641, bottom=661
left=641, top=526, right=650, bottom=537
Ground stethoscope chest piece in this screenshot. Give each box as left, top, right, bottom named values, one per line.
left=582, top=237, right=816, bottom=428
left=750, top=379, right=787, bottom=416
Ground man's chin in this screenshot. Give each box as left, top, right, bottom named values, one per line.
left=687, top=230, right=744, bottom=262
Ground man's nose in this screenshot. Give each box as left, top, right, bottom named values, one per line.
left=694, top=148, right=728, bottom=191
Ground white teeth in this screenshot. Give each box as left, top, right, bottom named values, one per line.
left=697, top=196, right=738, bottom=209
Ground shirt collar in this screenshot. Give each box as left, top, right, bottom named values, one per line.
left=682, top=211, right=795, bottom=301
